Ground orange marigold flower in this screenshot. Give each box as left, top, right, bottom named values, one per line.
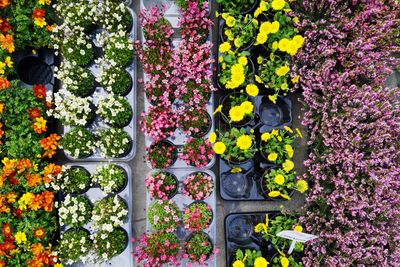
left=34, top=17, right=47, bottom=28
left=0, top=17, right=13, bottom=34
left=45, top=24, right=54, bottom=32
left=0, top=33, right=14, bottom=53
left=40, top=191, right=54, bottom=212
left=0, top=103, right=4, bottom=113
left=40, top=134, right=60, bottom=159
left=26, top=173, right=42, bottom=188
left=33, top=228, right=45, bottom=239
left=32, top=8, right=45, bottom=19
left=32, top=116, right=47, bottom=134
left=0, top=76, right=10, bottom=89
left=31, top=243, right=44, bottom=255
left=43, top=163, right=61, bottom=183
left=6, top=192, right=16, bottom=203
left=45, top=101, right=53, bottom=109
left=16, top=159, right=32, bottom=171
left=32, top=84, right=46, bottom=99
left=0, top=0, right=10, bottom=9
left=29, top=194, right=43, bottom=211
left=1, top=223, right=11, bottom=237
left=28, top=108, right=41, bottom=119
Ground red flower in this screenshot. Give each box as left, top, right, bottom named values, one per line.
left=33, top=228, right=45, bottom=239
left=27, top=108, right=41, bottom=119
left=0, top=259, right=5, bottom=267
left=32, top=8, right=45, bottom=19
left=32, top=84, right=46, bottom=100
left=0, top=17, right=12, bottom=34
left=1, top=223, right=11, bottom=237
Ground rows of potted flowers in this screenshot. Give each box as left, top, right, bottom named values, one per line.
left=49, top=0, right=136, bottom=161
left=137, top=0, right=216, bottom=169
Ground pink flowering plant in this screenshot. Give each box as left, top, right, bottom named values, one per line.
left=183, top=172, right=214, bottom=201
left=180, top=138, right=214, bottom=168
left=183, top=202, right=213, bottom=232
left=145, top=171, right=178, bottom=200
left=139, top=105, right=178, bottom=141
left=146, top=140, right=177, bottom=169
left=147, top=200, right=181, bottom=233
left=179, top=107, right=211, bottom=137
left=134, top=232, right=181, bottom=267
left=184, top=232, right=213, bottom=264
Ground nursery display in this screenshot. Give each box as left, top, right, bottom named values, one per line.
left=95, top=94, right=132, bottom=127
left=54, top=62, right=95, bottom=97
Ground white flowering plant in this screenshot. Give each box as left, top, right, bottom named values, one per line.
left=92, top=164, right=127, bottom=194
left=95, top=94, right=132, bottom=127
left=97, top=128, right=131, bottom=158
left=59, top=195, right=92, bottom=228
left=53, top=24, right=94, bottom=66
left=50, top=89, right=94, bottom=126
left=96, top=1, right=133, bottom=32
left=92, top=228, right=127, bottom=262
left=58, top=228, right=92, bottom=264
left=92, top=195, right=128, bottom=232
left=99, top=30, right=134, bottom=67
left=55, top=0, right=96, bottom=30
left=95, top=60, right=131, bottom=95
left=60, top=126, right=97, bottom=159
left=59, top=166, right=92, bottom=195
left=55, top=61, right=95, bottom=97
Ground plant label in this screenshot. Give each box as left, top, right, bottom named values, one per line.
left=277, top=231, right=318, bottom=254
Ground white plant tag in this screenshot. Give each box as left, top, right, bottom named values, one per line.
left=276, top=230, right=318, bottom=255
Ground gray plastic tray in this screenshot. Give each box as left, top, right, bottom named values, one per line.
left=61, top=162, right=133, bottom=267
left=145, top=168, right=217, bottom=267
left=61, top=7, right=137, bottom=162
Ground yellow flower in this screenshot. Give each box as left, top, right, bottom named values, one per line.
left=231, top=63, right=244, bottom=76
left=218, top=56, right=223, bottom=63
left=281, top=83, right=289, bottom=90
left=285, top=144, right=294, bottom=158
left=294, top=225, right=303, bottom=232
left=219, top=42, right=231, bottom=53
left=240, top=101, right=254, bottom=114
left=257, top=56, right=263, bottom=64
left=226, top=16, right=236, bottom=27
left=293, top=35, right=305, bottom=48
left=252, top=19, right=259, bottom=25
left=34, top=17, right=47, bottom=28
left=225, top=29, right=234, bottom=40
left=213, top=142, right=226, bottom=154
left=280, top=193, right=291, bottom=200
left=256, top=33, right=268, bottom=44
left=230, top=106, right=245, bottom=122
left=38, top=0, right=52, bottom=4
left=268, top=153, right=278, bottom=161
left=238, top=56, right=248, bottom=66
left=260, top=0, right=268, bottom=11
left=234, top=38, right=243, bottom=48
left=272, top=41, right=278, bottom=50
left=254, top=257, right=269, bottom=267
left=276, top=65, right=290, bottom=77
left=5, top=56, right=13, bottom=68
left=245, top=84, right=259, bottom=97
left=221, top=13, right=229, bottom=20
left=255, top=75, right=263, bottom=84
left=291, top=75, right=300, bottom=83
left=268, top=191, right=280, bottom=197
left=233, top=260, right=245, bottom=267
left=222, top=63, right=227, bottom=70
left=296, top=179, right=309, bottom=193
left=293, top=16, right=300, bottom=24
left=274, top=174, right=285, bottom=185
left=14, top=232, right=27, bottom=244
left=272, top=129, right=279, bottom=136
left=268, top=94, right=278, bottom=103
left=284, top=126, right=293, bottom=133
left=295, top=128, right=303, bottom=138
left=236, top=135, right=252, bottom=150
left=255, top=223, right=268, bottom=233
left=213, top=105, right=222, bottom=115
left=287, top=40, right=300, bottom=56
left=272, top=0, right=286, bottom=10
left=277, top=136, right=283, bottom=142
left=278, top=38, right=290, bottom=52
left=226, top=79, right=240, bottom=89
left=209, top=132, right=217, bottom=143
left=254, top=7, right=262, bottom=18
left=270, top=21, right=280, bottom=33
left=260, top=22, right=272, bottom=35
left=280, top=256, right=289, bottom=267
left=231, top=167, right=242, bottom=173
left=261, top=132, right=271, bottom=141
left=282, top=159, right=294, bottom=172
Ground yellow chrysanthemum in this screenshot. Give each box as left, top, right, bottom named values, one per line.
left=296, top=179, right=309, bottom=193
left=282, top=159, right=294, bottom=172
left=238, top=56, right=248, bottom=66
left=268, top=94, right=278, bottom=103
left=268, top=153, right=278, bottom=161
left=272, top=129, right=279, bottom=136
left=272, top=0, right=286, bottom=10
left=256, top=33, right=268, bottom=44
left=209, top=132, right=217, bottom=143
left=234, top=38, right=243, bottom=48
left=254, top=7, right=262, bottom=18
left=226, top=16, right=236, bottom=27
left=218, top=56, right=223, bottom=63
left=294, top=225, right=303, bottom=232
left=231, top=63, right=244, bottom=76
left=278, top=38, right=290, bottom=52
left=261, top=132, right=271, bottom=141
left=280, top=256, right=289, bottom=267
left=286, top=40, right=300, bottom=56
left=274, top=174, right=285, bottom=185
left=219, top=42, right=231, bottom=53
left=276, top=65, right=290, bottom=77
left=240, top=101, right=254, bottom=114
left=285, top=144, right=294, bottom=158
left=245, top=84, right=259, bottom=97
left=272, top=41, right=278, bottom=51
left=291, top=75, right=300, bottom=83
left=229, top=106, right=245, bottom=122
left=270, top=21, right=280, bottom=33
left=213, top=142, right=226, bottom=154
left=293, top=35, right=305, bottom=48
left=254, top=257, right=269, bottom=267
left=14, top=232, right=27, bottom=244
left=233, top=260, right=245, bottom=267
left=260, top=22, right=272, bottom=35
left=268, top=190, right=280, bottom=197
left=236, top=135, right=252, bottom=150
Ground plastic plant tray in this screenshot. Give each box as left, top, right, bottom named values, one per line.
left=61, top=162, right=134, bottom=267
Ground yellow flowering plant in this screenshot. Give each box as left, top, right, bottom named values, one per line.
left=220, top=92, right=254, bottom=126
left=212, top=127, right=256, bottom=163
left=271, top=253, right=304, bottom=267
left=218, top=49, right=253, bottom=90
left=262, top=167, right=295, bottom=199
left=233, top=249, right=269, bottom=267
left=220, top=13, right=258, bottom=50
left=216, top=0, right=257, bottom=14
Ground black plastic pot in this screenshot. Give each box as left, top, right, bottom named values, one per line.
left=227, top=215, right=254, bottom=244
left=258, top=96, right=291, bottom=127
left=221, top=172, right=253, bottom=199
left=148, top=140, right=178, bottom=169
left=17, top=56, right=53, bottom=85
left=220, top=92, right=254, bottom=127
left=240, top=0, right=260, bottom=15
left=258, top=167, right=295, bottom=201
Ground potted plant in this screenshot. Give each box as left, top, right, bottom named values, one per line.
left=260, top=127, right=300, bottom=164
left=60, top=126, right=97, bottom=159
left=179, top=107, right=211, bottom=137
left=92, top=195, right=128, bottom=231
left=180, top=138, right=214, bottom=168
left=51, top=89, right=95, bottom=126
left=54, top=61, right=95, bottom=97
left=58, top=228, right=92, bottom=264
left=60, top=166, right=91, bottom=195
left=211, top=128, right=256, bottom=163
left=55, top=25, right=94, bottom=66
left=219, top=13, right=258, bottom=51
left=232, top=249, right=269, bottom=267
left=218, top=49, right=254, bottom=90
left=147, top=199, right=181, bottom=233
left=134, top=232, right=181, bottom=266
left=92, top=164, right=128, bottom=194
left=183, top=172, right=214, bottom=201
left=92, top=228, right=128, bottom=262
left=270, top=253, right=304, bottom=267
left=146, top=140, right=177, bottom=169
left=145, top=171, right=178, bottom=200
left=179, top=79, right=212, bottom=108
left=95, top=94, right=132, bottom=127
left=183, top=202, right=213, bottom=231
left=95, top=62, right=132, bottom=96
left=54, top=0, right=96, bottom=30
left=96, top=1, right=133, bottom=32
left=142, top=9, right=173, bottom=44
left=59, top=195, right=92, bottom=228
left=97, top=128, right=132, bottom=158
left=261, top=167, right=296, bottom=200
left=216, top=0, right=258, bottom=14
left=100, top=30, right=134, bottom=67
left=184, top=231, right=213, bottom=264
left=144, top=75, right=176, bottom=105
left=139, top=105, right=178, bottom=141
left=220, top=92, right=255, bottom=126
